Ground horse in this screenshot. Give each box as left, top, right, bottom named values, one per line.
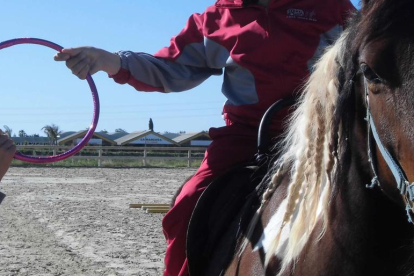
left=187, top=0, right=414, bottom=275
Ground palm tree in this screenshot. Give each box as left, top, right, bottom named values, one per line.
left=42, top=124, right=62, bottom=145
left=115, top=128, right=127, bottom=133
left=18, top=130, right=27, bottom=137
left=3, top=125, right=12, bottom=137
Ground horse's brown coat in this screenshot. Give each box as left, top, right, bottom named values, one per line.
left=198, top=1, right=414, bottom=275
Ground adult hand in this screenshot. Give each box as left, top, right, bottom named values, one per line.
left=54, top=47, right=121, bottom=79
left=0, top=130, right=16, bottom=182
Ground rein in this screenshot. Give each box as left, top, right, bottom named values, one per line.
left=363, top=78, right=414, bottom=223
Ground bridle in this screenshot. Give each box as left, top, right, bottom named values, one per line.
left=363, top=77, right=414, bottom=224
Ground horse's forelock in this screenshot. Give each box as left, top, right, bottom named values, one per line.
left=358, top=0, right=414, bottom=45
left=330, top=22, right=360, bottom=193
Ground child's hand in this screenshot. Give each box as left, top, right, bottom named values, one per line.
left=54, top=47, right=121, bottom=80
left=0, top=130, right=16, bottom=182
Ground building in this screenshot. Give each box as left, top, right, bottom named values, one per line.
left=162, top=131, right=211, bottom=147
left=115, top=130, right=179, bottom=147
left=57, top=130, right=117, bottom=146
left=14, top=130, right=211, bottom=148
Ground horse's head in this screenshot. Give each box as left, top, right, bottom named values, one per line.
left=341, top=0, right=414, bottom=208
left=256, top=1, right=414, bottom=271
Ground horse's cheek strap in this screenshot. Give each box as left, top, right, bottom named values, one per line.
left=364, top=77, right=414, bottom=224
left=408, top=184, right=414, bottom=201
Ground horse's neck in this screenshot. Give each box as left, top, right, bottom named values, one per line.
left=296, top=153, right=414, bottom=276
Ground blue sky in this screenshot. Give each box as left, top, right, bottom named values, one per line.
left=0, top=0, right=359, bottom=136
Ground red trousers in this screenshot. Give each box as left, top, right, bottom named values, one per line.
left=162, top=124, right=258, bottom=276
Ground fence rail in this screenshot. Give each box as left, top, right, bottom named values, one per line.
left=15, top=145, right=207, bottom=167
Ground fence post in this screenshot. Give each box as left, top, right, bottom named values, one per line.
left=143, top=149, right=147, bottom=166
left=98, top=147, right=102, bottom=167
left=188, top=150, right=192, bottom=167
left=52, top=147, right=57, bottom=166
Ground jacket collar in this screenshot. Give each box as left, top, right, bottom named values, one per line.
left=215, top=0, right=244, bottom=8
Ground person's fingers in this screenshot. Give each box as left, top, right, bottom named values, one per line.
left=70, top=58, right=90, bottom=77
left=7, top=144, right=16, bottom=154
left=55, top=47, right=103, bottom=77
left=65, top=52, right=86, bottom=69
left=5, top=141, right=16, bottom=153
left=89, top=63, right=101, bottom=76
left=54, top=52, right=70, bottom=61
left=1, top=139, right=13, bottom=150
left=0, top=135, right=8, bottom=146
left=55, top=48, right=89, bottom=62
left=0, top=142, right=16, bottom=162
left=77, top=64, right=90, bottom=80
left=61, top=48, right=84, bottom=56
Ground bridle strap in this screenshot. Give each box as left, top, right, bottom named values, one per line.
left=368, top=114, right=414, bottom=196
left=364, top=78, right=414, bottom=223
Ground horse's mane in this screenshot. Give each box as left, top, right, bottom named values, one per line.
left=249, top=30, right=350, bottom=274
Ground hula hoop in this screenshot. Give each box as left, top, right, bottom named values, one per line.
left=0, top=38, right=100, bottom=163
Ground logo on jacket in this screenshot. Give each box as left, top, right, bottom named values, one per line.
left=287, top=8, right=316, bottom=22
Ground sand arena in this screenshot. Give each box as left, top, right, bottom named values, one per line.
left=0, top=167, right=196, bottom=276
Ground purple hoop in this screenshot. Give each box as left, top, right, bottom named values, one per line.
left=0, top=38, right=100, bottom=163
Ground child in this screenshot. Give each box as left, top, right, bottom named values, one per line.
left=54, top=0, right=355, bottom=275
left=0, top=130, right=16, bottom=204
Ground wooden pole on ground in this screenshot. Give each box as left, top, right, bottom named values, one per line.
left=129, top=203, right=170, bottom=214
left=129, top=203, right=169, bottom=208
left=146, top=209, right=169, bottom=214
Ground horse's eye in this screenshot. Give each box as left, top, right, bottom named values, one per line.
left=360, top=63, right=382, bottom=84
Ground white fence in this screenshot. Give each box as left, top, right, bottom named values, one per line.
left=15, top=145, right=207, bottom=167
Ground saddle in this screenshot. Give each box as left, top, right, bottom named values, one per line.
left=187, top=98, right=294, bottom=275
left=187, top=160, right=267, bottom=275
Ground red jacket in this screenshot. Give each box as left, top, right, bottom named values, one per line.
left=112, top=0, right=355, bottom=131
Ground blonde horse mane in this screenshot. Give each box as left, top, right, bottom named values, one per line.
left=246, top=31, right=349, bottom=275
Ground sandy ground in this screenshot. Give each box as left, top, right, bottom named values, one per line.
left=0, top=167, right=196, bottom=276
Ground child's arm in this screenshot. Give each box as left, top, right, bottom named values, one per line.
left=54, top=47, right=121, bottom=80
left=55, top=11, right=222, bottom=93
left=0, top=130, right=16, bottom=182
